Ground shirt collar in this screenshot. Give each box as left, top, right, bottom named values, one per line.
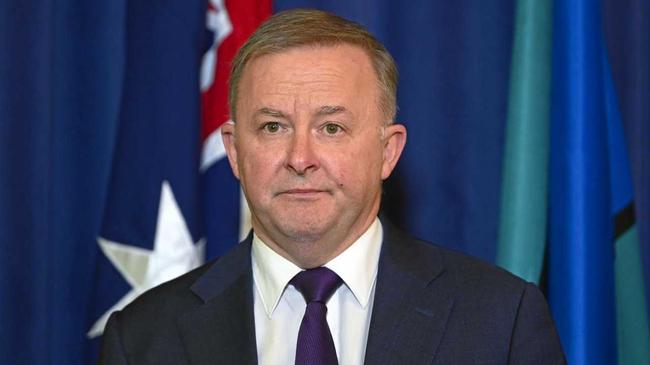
left=251, top=218, right=383, bottom=317
left=324, top=218, right=382, bottom=309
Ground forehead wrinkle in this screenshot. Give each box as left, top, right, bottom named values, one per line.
left=269, top=61, right=351, bottom=92
left=251, top=85, right=372, bottom=127
left=251, top=78, right=342, bottom=113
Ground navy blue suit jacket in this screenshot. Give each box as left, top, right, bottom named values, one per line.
left=99, top=221, right=565, bottom=364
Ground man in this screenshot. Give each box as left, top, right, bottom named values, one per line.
left=99, top=9, right=565, bottom=364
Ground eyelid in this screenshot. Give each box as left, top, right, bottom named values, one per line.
left=320, top=122, right=345, bottom=135
left=260, top=121, right=287, bottom=133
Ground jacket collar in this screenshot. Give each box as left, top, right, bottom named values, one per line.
left=364, top=219, right=454, bottom=364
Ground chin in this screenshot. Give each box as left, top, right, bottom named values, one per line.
left=276, top=222, right=331, bottom=243
left=268, top=210, right=334, bottom=238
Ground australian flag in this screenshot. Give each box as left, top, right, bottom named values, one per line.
left=85, top=0, right=207, bottom=359
left=200, top=0, right=271, bottom=258
left=86, top=0, right=269, bottom=362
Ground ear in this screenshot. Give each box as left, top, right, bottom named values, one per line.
left=381, top=123, right=407, bottom=180
left=221, top=121, right=240, bottom=180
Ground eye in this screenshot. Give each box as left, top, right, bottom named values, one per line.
left=262, top=122, right=281, bottom=133
left=323, top=123, right=342, bottom=135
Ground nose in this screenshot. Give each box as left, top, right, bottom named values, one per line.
left=286, top=129, right=319, bottom=175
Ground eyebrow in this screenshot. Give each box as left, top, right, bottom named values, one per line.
left=256, top=107, right=287, bottom=119
left=316, top=105, right=347, bottom=116
left=254, top=105, right=349, bottom=119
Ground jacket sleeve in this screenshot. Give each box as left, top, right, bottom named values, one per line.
left=97, top=311, right=129, bottom=365
left=508, top=283, right=566, bottom=364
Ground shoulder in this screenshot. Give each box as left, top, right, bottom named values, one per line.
left=103, top=235, right=253, bottom=335
left=379, top=224, right=564, bottom=362
left=427, top=241, right=565, bottom=362
left=117, top=259, right=217, bottom=321
left=381, top=221, right=538, bottom=332
left=98, top=259, right=221, bottom=363
left=105, top=258, right=220, bottom=343
left=435, top=241, right=529, bottom=296
left=382, top=220, right=529, bottom=297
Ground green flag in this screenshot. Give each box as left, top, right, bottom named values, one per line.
left=496, top=0, right=552, bottom=283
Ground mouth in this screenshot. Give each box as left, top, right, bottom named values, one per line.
left=278, top=189, right=329, bottom=199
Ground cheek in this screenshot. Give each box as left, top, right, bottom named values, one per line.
left=241, top=143, right=280, bottom=168
left=238, top=147, right=281, bottom=186
left=327, top=148, right=382, bottom=190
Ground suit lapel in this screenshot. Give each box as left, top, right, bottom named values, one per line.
left=364, top=222, right=454, bottom=365
left=176, top=236, right=258, bottom=365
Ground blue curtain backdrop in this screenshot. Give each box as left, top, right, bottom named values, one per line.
left=0, top=1, right=125, bottom=363
left=604, top=0, right=650, bottom=286
left=0, top=1, right=648, bottom=364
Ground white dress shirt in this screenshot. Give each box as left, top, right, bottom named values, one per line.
left=252, top=218, right=383, bottom=365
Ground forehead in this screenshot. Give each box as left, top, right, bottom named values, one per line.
left=237, top=44, right=381, bottom=115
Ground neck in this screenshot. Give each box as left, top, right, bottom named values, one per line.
left=252, top=213, right=378, bottom=269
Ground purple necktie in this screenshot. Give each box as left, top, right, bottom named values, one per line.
left=290, top=267, right=343, bottom=365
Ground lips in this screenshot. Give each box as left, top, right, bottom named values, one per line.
left=284, top=189, right=324, bottom=194
left=277, top=188, right=329, bottom=198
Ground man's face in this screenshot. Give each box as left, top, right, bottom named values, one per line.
left=222, top=44, right=405, bottom=268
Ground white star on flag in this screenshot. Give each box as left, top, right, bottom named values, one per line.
left=87, top=181, right=205, bottom=338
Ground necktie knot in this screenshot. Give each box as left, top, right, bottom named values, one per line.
left=290, top=267, right=342, bottom=304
